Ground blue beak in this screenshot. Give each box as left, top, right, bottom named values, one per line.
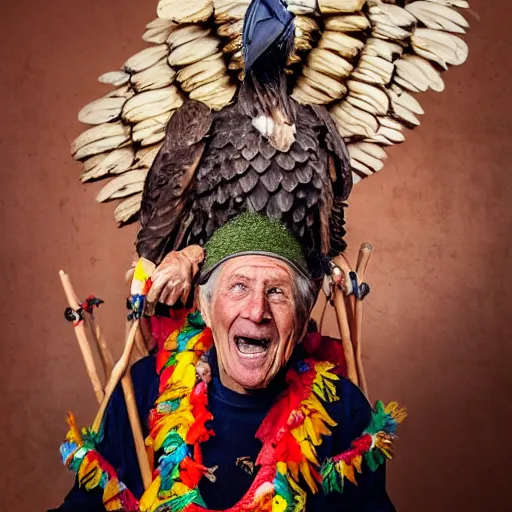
left=242, top=0, right=295, bottom=72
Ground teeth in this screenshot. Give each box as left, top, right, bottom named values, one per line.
left=368, top=3, right=417, bottom=39
left=301, top=66, right=348, bottom=100
left=188, top=75, right=236, bottom=102
left=293, top=77, right=336, bottom=105
left=105, top=85, right=135, bottom=100
left=235, top=336, right=269, bottom=354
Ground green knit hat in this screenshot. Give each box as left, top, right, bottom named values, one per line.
left=198, top=212, right=309, bottom=283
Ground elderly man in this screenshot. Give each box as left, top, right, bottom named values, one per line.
left=52, top=213, right=401, bottom=512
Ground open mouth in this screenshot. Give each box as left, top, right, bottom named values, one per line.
left=234, top=335, right=271, bottom=355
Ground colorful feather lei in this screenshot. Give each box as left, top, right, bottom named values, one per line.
left=61, top=312, right=406, bottom=512
left=60, top=413, right=139, bottom=511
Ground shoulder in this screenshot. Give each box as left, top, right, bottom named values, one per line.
left=320, top=370, right=373, bottom=452
left=331, top=375, right=372, bottom=427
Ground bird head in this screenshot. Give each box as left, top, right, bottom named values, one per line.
left=242, top=0, right=295, bottom=79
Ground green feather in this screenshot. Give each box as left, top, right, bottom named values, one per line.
left=321, top=460, right=343, bottom=494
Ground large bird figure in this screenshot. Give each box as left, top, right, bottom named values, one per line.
left=71, top=0, right=471, bottom=261
left=136, top=0, right=352, bottom=269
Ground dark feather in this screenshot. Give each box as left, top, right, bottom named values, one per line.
left=247, top=181, right=270, bottom=212
left=136, top=100, right=212, bottom=264
left=137, top=92, right=353, bottom=266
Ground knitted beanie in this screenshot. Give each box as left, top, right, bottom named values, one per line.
left=198, top=212, right=309, bottom=283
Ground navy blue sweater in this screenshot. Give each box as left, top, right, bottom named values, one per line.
left=51, top=351, right=395, bottom=511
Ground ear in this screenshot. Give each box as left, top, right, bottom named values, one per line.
left=198, top=290, right=212, bottom=328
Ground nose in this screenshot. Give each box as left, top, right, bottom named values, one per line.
left=241, top=290, right=271, bottom=324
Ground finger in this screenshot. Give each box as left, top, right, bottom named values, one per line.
left=168, top=281, right=185, bottom=305
left=183, top=245, right=204, bottom=264
left=147, top=274, right=167, bottom=302
left=180, top=283, right=191, bottom=304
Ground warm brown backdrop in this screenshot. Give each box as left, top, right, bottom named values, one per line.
left=0, top=1, right=511, bottom=510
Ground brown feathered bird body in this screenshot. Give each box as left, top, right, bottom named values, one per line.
left=137, top=82, right=351, bottom=266
left=136, top=0, right=352, bottom=268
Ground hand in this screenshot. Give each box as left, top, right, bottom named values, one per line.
left=146, top=245, right=204, bottom=306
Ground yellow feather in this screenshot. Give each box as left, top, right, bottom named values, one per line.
left=171, top=481, right=192, bottom=496
left=155, top=385, right=188, bottom=403
left=185, top=332, right=203, bottom=350
left=163, top=330, right=179, bottom=350
left=385, top=402, right=408, bottom=423
left=139, top=475, right=162, bottom=512
left=272, top=495, right=288, bottom=512
left=299, top=460, right=318, bottom=493
left=276, top=461, right=288, bottom=475
left=303, top=395, right=337, bottom=427
left=340, top=460, right=357, bottom=485
left=153, top=411, right=195, bottom=450
left=65, top=412, right=84, bottom=446
left=171, top=352, right=198, bottom=387
left=103, top=479, right=123, bottom=511
left=352, top=455, right=363, bottom=474
left=287, top=474, right=307, bottom=511
left=78, top=458, right=102, bottom=490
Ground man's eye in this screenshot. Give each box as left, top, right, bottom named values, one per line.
left=267, top=287, right=283, bottom=295
left=232, top=283, right=247, bottom=292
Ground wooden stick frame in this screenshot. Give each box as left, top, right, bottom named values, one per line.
left=330, top=243, right=373, bottom=396
left=60, top=272, right=152, bottom=491
left=59, top=271, right=104, bottom=404
left=59, top=242, right=373, bottom=492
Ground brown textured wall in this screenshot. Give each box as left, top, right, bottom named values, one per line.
left=0, top=1, right=511, bottom=510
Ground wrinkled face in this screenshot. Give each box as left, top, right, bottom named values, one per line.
left=201, top=255, right=301, bottom=394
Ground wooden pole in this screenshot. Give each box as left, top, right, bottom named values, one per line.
left=86, top=315, right=115, bottom=381
left=134, top=324, right=149, bottom=359
left=120, top=372, right=153, bottom=489
left=59, top=270, right=104, bottom=404
left=91, top=319, right=152, bottom=490
left=332, top=286, right=359, bottom=386
left=354, top=243, right=373, bottom=397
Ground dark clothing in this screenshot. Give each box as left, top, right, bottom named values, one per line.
left=51, top=352, right=395, bottom=511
